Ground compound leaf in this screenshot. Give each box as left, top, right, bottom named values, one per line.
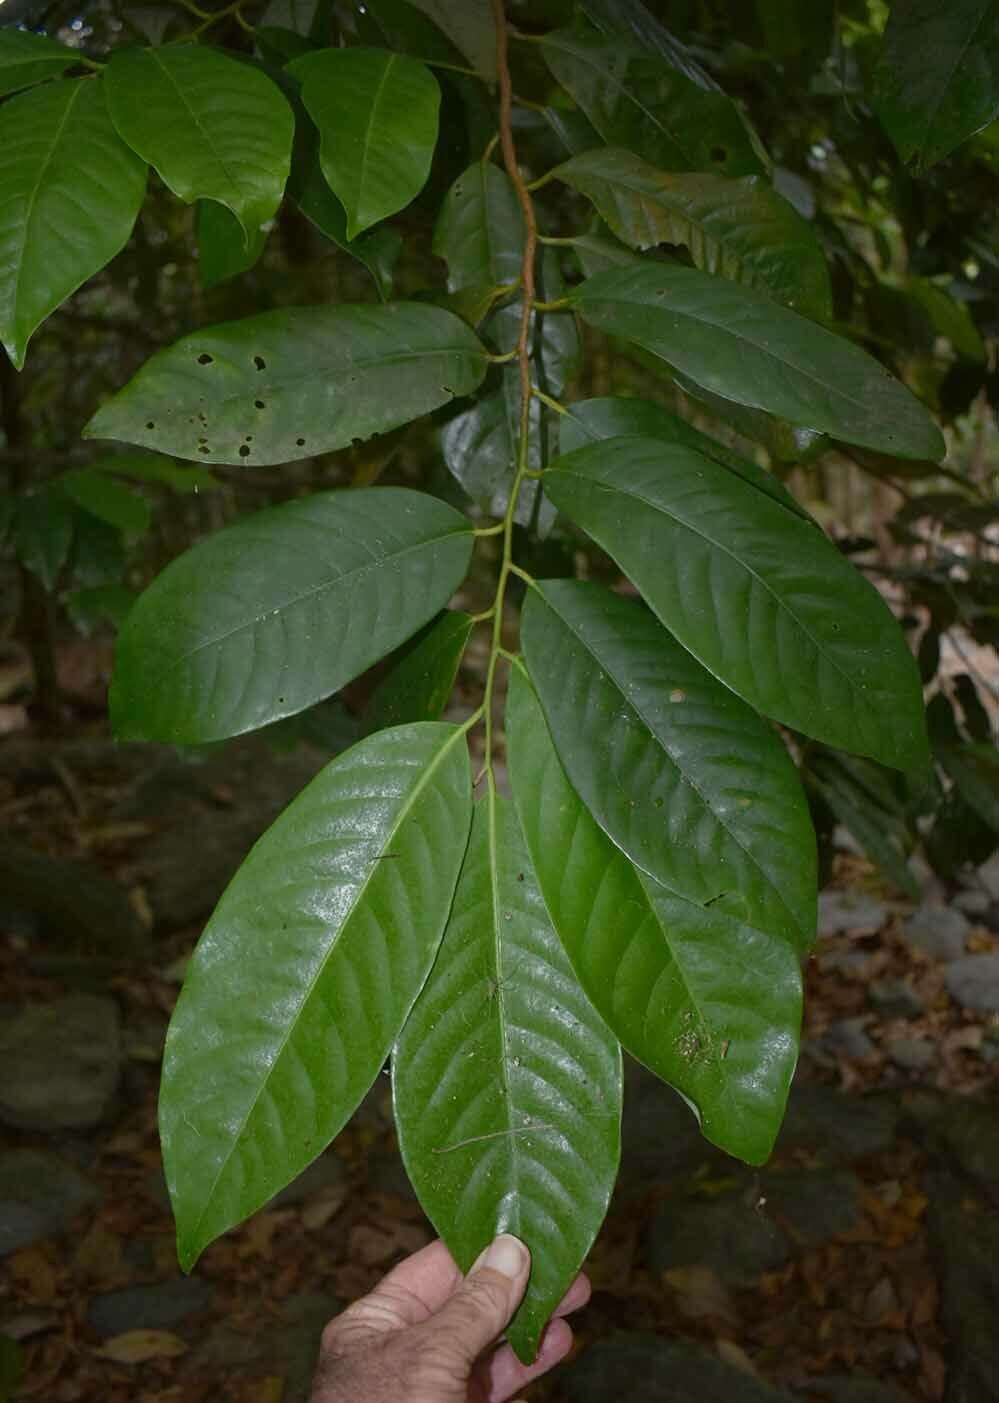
left=85, top=302, right=488, bottom=465
left=394, top=792, right=621, bottom=1363
left=569, top=263, right=944, bottom=461
left=0, top=77, right=146, bottom=368
left=106, top=45, right=293, bottom=244
left=110, top=487, right=474, bottom=743
left=506, top=665, right=802, bottom=1166
left=160, top=721, right=472, bottom=1269
left=544, top=436, right=929, bottom=771
left=289, top=47, right=439, bottom=239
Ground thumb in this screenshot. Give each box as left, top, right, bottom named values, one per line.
left=424, top=1234, right=530, bottom=1365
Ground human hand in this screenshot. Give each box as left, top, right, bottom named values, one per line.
left=309, top=1234, right=589, bottom=1403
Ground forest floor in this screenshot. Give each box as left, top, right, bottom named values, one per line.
left=1, top=690, right=998, bottom=1403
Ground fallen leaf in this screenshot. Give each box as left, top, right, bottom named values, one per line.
left=715, top=1339, right=759, bottom=1376
left=662, top=1265, right=739, bottom=1326
left=8, top=1248, right=57, bottom=1304
left=95, top=1329, right=188, bottom=1363
left=301, top=1183, right=349, bottom=1231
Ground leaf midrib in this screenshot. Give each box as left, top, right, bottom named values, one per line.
left=486, top=787, right=519, bottom=1221
left=535, top=589, right=806, bottom=943
left=351, top=52, right=397, bottom=234
left=190, top=724, right=467, bottom=1251
left=147, top=49, right=251, bottom=220
left=9, top=81, right=81, bottom=332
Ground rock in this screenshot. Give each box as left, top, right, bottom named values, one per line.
left=818, top=891, right=886, bottom=937
left=867, top=978, right=923, bottom=1020
left=886, top=1038, right=937, bottom=1073
left=905, top=1098, right=999, bottom=1203
left=944, top=954, right=999, bottom=1012
left=0, top=995, right=121, bottom=1131
left=806, top=1017, right=876, bottom=1065
left=776, top=1083, right=898, bottom=1164
left=954, top=889, right=991, bottom=917
left=903, top=905, right=969, bottom=962
left=0, top=838, right=150, bottom=957
left=798, top=1376, right=915, bottom=1403
left=0, top=1150, right=101, bottom=1256
left=190, top=1291, right=339, bottom=1403
left=619, top=1061, right=730, bottom=1185
left=86, top=1278, right=214, bottom=1338
left=816, top=949, right=873, bottom=978
left=977, top=853, right=999, bottom=901
left=927, top=1174, right=999, bottom=1402
left=761, top=1169, right=862, bottom=1248
left=270, top=1151, right=347, bottom=1208
left=561, top=1334, right=791, bottom=1403
left=646, top=1192, right=789, bottom=1289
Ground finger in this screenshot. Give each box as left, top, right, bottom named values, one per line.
left=362, top=1239, right=464, bottom=1326
left=423, top=1235, right=531, bottom=1366
left=552, top=1271, right=591, bottom=1319
left=484, top=1317, right=574, bottom=1402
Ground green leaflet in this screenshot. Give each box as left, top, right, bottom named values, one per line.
left=198, top=201, right=269, bottom=290
left=544, top=436, right=930, bottom=772
left=552, top=151, right=832, bottom=321
left=160, top=721, right=472, bottom=1269
left=0, top=28, right=78, bottom=97
left=540, top=27, right=762, bottom=179
left=289, top=47, right=440, bottom=239
left=874, top=0, right=999, bottom=171
left=0, top=77, right=146, bottom=368
left=84, top=303, right=488, bottom=466
left=569, top=263, right=944, bottom=461
left=366, top=611, right=473, bottom=732
left=14, top=486, right=74, bottom=591
left=106, top=45, right=293, bottom=244
left=59, top=467, right=152, bottom=537
left=394, top=792, right=621, bottom=1362
left=434, top=162, right=524, bottom=295
left=110, top=488, right=474, bottom=743
left=938, top=743, right=999, bottom=833
left=506, top=665, right=802, bottom=1166
left=521, top=580, right=816, bottom=950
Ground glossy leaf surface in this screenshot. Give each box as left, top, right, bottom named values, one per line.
left=290, top=47, right=439, bottom=239
left=540, top=28, right=761, bottom=179
left=406, top=0, right=496, bottom=78
left=85, top=303, right=488, bottom=465
left=0, top=28, right=77, bottom=96
left=161, top=721, right=472, bottom=1268
left=110, top=488, right=474, bottom=743
left=553, top=152, right=831, bottom=320
left=434, top=163, right=524, bottom=295
left=106, top=45, right=293, bottom=244
left=874, top=0, right=999, bottom=171
left=558, top=394, right=809, bottom=522
left=569, top=264, right=944, bottom=460
left=544, top=437, right=930, bottom=771
left=394, top=793, right=621, bottom=1362
left=367, top=611, right=473, bottom=732
left=506, top=666, right=802, bottom=1165
left=522, top=581, right=815, bottom=950
left=0, top=78, right=146, bottom=368
left=198, top=201, right=268, bottom=290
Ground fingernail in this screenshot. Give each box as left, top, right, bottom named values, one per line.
left=471, top=1234, right=528, bottom=1280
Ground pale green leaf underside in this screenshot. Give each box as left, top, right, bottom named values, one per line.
left=522, top=580, right=815, bottom=950
left=110, top=487, right=474, bottom=743
left=506, top=666, right=802, bottom=1166
left=84, top=302, right=489, bottom=465
left=160, top=721, right=473, bottom=1269
left=0, top=77, right=146, bottom=368
left=544, top=436, right=929, bottom=771
left=106, top=44, right=293, bottom=243
left=0, top=28, right=77, bottom=97
left=394, top=793, right=621, bottom=1362
left=553, top=150, right=832, bottom=321
left=290, top=47, right=440, bottom=239
left=569, top=263, right=945, bottom=461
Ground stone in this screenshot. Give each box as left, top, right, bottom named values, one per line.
left=0, top=838, right=150, bottom=956
left=270, top=1151, right=347, bottom=1209
left=776, top=1083, right=898, bottom=1164
left=903, top=905, right=969, bottom=962
left=953, top=889, right=991, bottom=917
left=818, top=891, right=886, bottom=937
left=619, top=1060, right=730, bottom=1185
left=0, top=996, right=121, bottom=1131
left=761, top=1169, right=862, bottom=1249
left=646, top=1192, right=789, bottom=1289
left=86, top=1278, right=214, bottom=1338
left=944, top=954, right=999, bottom=1012
left=977, top=852, right=999, bottom=901
left=799, top=1376, right=915, bottom=1403
left=561, top=1334, right=791, bottom=1403
left=908, top=1099, right=999, bottom=1203
left=190, top=1291, right=339, bottom=1403
left=886, top=1038, right=937, bottom=1073
left=0, top=1150, right=101, bottom=1256
left=927, top=1174, right=999, bottom=1402
left=867, top=978, right=923, bottom=1020
left=805, top=1017, right=875, bottom=1066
